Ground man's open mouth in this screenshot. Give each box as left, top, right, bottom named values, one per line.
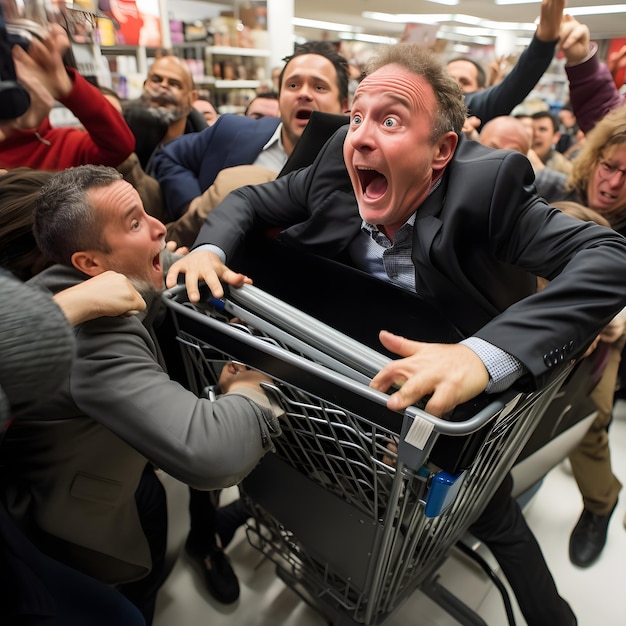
left=152, top=252, right=162, bottom=272
left=295, top=109, right=313, bottom=120
left=357, top=167, right=388, bottom=198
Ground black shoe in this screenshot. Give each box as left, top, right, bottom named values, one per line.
left=568, top=504, right=616, bottom=568
left=184, top=536, right=240, bottom=604
left=215, top=498, right=250, bottom=549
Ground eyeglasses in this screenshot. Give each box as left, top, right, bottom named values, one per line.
left=597, top=159, right=626, bottom=182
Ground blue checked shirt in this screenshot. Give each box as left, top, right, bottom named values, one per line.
left=348, top=181, right=525, bottom=393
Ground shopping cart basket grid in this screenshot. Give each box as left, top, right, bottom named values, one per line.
left=163, top=283, right=569, bottom=626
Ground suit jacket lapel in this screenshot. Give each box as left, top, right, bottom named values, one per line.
left=223, top=120, right=279, bottom=168
left=411, top=176, right=495, bottom=337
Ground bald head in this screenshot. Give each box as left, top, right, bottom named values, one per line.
left=478, top=116, right=530, bottom=155
left=148, top=56, right=194, bottom=91
left=143, top=55, right=197, bottom=119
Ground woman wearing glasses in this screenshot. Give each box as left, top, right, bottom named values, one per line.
left=531, top=102, right=626, bottom=571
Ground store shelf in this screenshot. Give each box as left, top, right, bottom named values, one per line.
left=99, top=45, right=154, bottom=80
left=100, top=44, right=157, bottom=55
left=98, top=41, right=269, bottom=105
left=207, top=46, right=270, bottom=57
left=213, top=79, right=260, bottom=89
left=194, top=75, right=217, bottom=85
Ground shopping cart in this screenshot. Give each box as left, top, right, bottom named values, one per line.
left=162, top=265, right=568, bottom=626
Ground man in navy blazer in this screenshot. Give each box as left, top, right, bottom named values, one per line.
left=167, top=42, right=626, bottom=626
left=152, top=41, right=350, bottom=221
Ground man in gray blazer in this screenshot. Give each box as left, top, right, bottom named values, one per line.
left=1, top=165, right=282, bottom=625
left=166, top=42, right=626, bottom=626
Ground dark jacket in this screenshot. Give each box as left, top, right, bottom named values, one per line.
left=465, top=34, right=558, bottom=128
left=123, top=104, right=207, bottom=173
left=195, top=126, right=626, bottom=392
left=152, top=114, right=281, bottom=218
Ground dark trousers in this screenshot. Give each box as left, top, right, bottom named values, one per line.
left=469, top=473, right=575, bottom=626
left=15, top=555, right=146, bottom=626
left=186, top=487, right=220, bottom=554
left=118, top=465, right=168, bottom=626
left=0, top=504, right=145, bottom=626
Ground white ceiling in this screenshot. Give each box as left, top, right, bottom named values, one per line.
left=292, top=0, right=626, bottom=48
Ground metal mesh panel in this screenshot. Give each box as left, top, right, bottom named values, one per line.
left=163, top=285, right=565, bottom=625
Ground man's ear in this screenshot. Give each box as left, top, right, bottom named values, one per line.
left=432, top=131, right=459, bottom=172
left=71, top=251, right=106, bottom=277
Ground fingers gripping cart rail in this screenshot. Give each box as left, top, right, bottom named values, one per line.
left=162, top=283, right=566, bottom=626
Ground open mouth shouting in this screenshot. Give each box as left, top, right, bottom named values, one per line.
left=151, top=240, right=166, bottom=282
left=357, top=167, right=388, bottom=201
left=152, top=250, right=162, bottom=274
left=294, top=108, right=313, bottom=125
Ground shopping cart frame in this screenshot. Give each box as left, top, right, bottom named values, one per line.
left=162, top=282, right=567, bottom=626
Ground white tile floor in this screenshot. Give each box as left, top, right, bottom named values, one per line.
left=154, top=402, right=626, bottom=626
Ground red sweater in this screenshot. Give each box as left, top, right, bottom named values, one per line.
left=0, top=68, right=135, bottom=170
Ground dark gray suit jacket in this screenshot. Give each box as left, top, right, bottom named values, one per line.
left=195, top=127, right=626, bottom=391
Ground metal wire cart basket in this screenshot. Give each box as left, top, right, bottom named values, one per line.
left=162, top=280, right=567, bottom=626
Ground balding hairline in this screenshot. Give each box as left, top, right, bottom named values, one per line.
left=150, top=55, right=195, bottom=91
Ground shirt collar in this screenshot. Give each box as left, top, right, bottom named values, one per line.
left=261, top=123, right=284, bottom=152
left=360, top=175, right=443, bottom=234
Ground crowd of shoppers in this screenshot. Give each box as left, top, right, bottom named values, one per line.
left=2, top=1, right=626, bottom=625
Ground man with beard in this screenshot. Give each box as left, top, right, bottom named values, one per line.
left=152, top=41, right=350, bottom=221
left=123, top=55, right=206, bottom=174
left=1, top=165, right=283, bottom=625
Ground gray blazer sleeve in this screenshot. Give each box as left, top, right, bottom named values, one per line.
left=70, top=315, right=279, bottom=490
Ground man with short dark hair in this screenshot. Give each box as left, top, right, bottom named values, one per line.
left=1, top=165, right=282, bottom=625
left=152, top=41, right=350, bottom=221
left=446, top=57, right=487, bottom=93
left=245, top=91, right=280, bottom=119
left=192, top=95, right=219, bottom=125
left=531, top=110, right=573, bottom=174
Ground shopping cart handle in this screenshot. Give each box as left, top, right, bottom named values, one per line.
left=403, top=390, right=519, bottom=435
left=398, top=391, right=522, bottom=470
left=163, top=281, right=521, bottom=459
